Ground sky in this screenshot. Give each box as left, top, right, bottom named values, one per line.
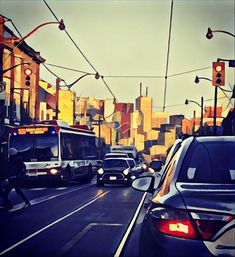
left=1, top=0, right=234, bottom=120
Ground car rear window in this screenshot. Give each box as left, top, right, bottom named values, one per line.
left=178, top=141, right=235, bottom=184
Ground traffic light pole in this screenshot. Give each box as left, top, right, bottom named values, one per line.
left=213, top=86, right=218, bottom=135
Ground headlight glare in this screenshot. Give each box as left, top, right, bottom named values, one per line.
left=97, top=168, right=104, bottom=175
left=123, top=168, right=130, bottom=176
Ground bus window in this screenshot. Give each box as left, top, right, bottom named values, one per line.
left=35, top=134, right=58, bottom=161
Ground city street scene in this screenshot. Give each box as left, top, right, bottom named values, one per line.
left=0, top=1, right=235, bottom=257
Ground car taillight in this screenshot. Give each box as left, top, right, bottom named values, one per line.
left=191, top=212, right=233, bottom=240
left=49, top=168, right=59, bottom=175
left=151, top=207, right=234, bottom=241
left=151, top=208, right=198, bottom=239
left=156, top=220, right=197, bottom=239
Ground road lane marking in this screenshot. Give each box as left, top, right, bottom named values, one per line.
left=113, top=192, right=147, bottom=257
left=56, top=223, right=123, bottom=257
left=0, top=190, right=110, bottom=256
left=8, top=181, right=96, bottom=212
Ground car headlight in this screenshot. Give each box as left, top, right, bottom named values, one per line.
left=97, top=168, right=104, bottom=175
left=123, top=168, right=130, bottom=176
left=142, top=164, right=147, bottom=170
left=148, top=167, right=155, bottom=173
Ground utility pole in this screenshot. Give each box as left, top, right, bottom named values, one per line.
left=213, top=86, right=218, bottom=135
left=55, top=78, right=60, bottom=120
left=193, top=110, right=196, bottom=134
left=0, top=16, right=5, bottom=139
left=98, top=115, right=101, bottom=160
left=200, top=96, right=204, bottom=135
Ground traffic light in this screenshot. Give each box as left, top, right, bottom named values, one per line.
left=24, top=68, right=32, bottom=86
left=212, top=62, right=225, bottom=86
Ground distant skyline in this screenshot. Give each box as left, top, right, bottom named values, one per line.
left=1, top=0, right=234, bottom=119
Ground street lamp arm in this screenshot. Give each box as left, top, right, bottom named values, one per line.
left=66, top=72, right=100, bottom=89
left=15, top=20, right=65, bottom=44
left=195, top=75, right=232, bottom=92
left=211, top=29, right=235, bottom=38
left=2, top=62, right=30, bottom=74
left=195, top=76, right=212, bottom=83
left=206, top=27, right=235, bottom=39
left=185, top=99, right=201, bottom=107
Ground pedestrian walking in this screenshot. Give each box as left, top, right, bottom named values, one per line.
left=4, top=148, right=31, bottom=208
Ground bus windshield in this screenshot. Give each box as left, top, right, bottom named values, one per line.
left=10, top=134, right=59, bottom=162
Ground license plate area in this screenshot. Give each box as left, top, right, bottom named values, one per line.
left=109, top=176, right=117, bottom=180
left=28, top=169, right=38, bottom=176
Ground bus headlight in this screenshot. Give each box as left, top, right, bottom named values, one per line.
left=50, top=168, right=58, bottom=175
left=97, top=168, right=104, bottom=175
left=123, top=168, right=130, bottom=176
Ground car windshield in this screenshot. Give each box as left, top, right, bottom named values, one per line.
left=103, top=159, right=129, bottom=168
left=178, top=141, right=235, bottom=184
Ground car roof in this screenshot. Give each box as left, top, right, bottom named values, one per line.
left=103, top=157, right=128, bottom=161
left=194, top=136, right=235, bottom=143
left=105, top=152, right=127, bottom=155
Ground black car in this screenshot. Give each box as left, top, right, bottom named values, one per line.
left=97, top=157, right=140, bottom=186
left=132, top=136, right=235, bottom=257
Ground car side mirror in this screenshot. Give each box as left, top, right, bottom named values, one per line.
left=131, top=176, right=155, bottom=194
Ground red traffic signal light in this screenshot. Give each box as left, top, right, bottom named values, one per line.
left=24, top=68, right=32, bottom=86
left=24, top=68, right=32, bottom=76
left=212, top=62, right=225, bottom=86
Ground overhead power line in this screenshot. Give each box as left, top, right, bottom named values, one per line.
left=44, top=62, right=212, bottom=79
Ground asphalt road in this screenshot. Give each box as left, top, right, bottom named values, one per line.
left=0, top=177, right=148, bottom=257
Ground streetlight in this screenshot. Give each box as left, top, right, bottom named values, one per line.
left=185, top=97, right=204, bottom=134
left=195, top=76, right=218, bottom=135
left=1, top=20, right=65, bottom=45
left=55, top=72, right=100, bottom=119
left=206, top=27, right=235, bottom=39
left=66, top=72, right=100, bottom=89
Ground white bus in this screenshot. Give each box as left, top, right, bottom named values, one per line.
left=8, top=120, right=101, bottom=185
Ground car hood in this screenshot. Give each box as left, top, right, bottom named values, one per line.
left=176, top=183, right=235, bottom=214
